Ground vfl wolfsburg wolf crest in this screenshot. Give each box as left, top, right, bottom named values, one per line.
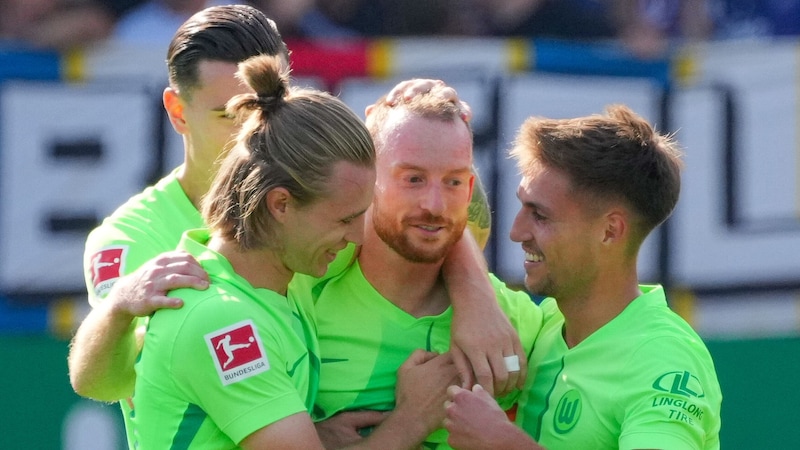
left=467, top=165, right=492, bottom=250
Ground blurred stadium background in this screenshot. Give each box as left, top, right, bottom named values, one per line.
left=1, top=7, right=800, bottom=448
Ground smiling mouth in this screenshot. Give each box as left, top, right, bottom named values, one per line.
left=525, top=251, right=543, bottom=262
left=417, top=225, right=444, bottom=232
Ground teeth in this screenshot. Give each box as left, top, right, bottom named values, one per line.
left=419, top=226, right=439, bottom=231
left=525, top=252, right=543, bottom=262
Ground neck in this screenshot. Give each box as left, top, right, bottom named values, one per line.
left=358, top=230, right=449, bottom=318
left=558, top=269, right=641, bottom=348
left=176, top=152, right=215, bottom=209
left=207, top=236, right=292, bottom=295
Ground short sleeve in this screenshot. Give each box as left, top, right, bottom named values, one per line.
left=617, top=336, right=722, bottom=450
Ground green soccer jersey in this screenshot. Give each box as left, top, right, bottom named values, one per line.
left=516, top=285, right=722, bottom=450
left=133, top=229, right=319, bottom=448
left=84, top=168, right=203, bottom=306
left=307, top=260, right=542, bottom=449
left=82, top=167, right=202, bottom=448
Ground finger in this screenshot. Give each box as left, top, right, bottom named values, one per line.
left=150, top=295, right=184, bottom=310
left=161, top=273, right=209, bottom=291
left=446, top=384, right=464, bottom=399
left=402, top=348, right=438, bottom=367
left=459, top=100, right=473, bottom=123
left=345, top=410, right=387, bottom=429
left=151, top=250, right=196, bottom=267
left=164, top=257, right=208, bottom=279
left=505, top=359, right=520, bottom=395
left=449, top=346, right=473, bottom=389
left=470, top=351, right=496, bottom=397
left=384, top=79, right=419, bottom=105
left=430, top=85, right=457, bottom=103
left=402, top=79, right=443, bottom=101
left=488, top=351, right=511, bottom=396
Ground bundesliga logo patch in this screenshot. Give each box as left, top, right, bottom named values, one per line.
left=89, top=246, right=128, bottom=298
left=206, top=320, right=269, bottom=385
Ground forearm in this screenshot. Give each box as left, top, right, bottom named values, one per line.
left=443, top=231, right=496, bottom=312
left=345, top=406, right=432, bottom=450
left=68, top=301, right=140, bottom=401
left=443, top=232, right=525, bottom=395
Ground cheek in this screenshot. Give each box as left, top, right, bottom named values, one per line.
left=213, top=122, right=238, bottom=145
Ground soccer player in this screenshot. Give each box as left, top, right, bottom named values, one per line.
left=68, top=5, right=523, bottom=447
left=443, top=105, right=723, bottom=449
left=304, top=86, right=543, bottom=449
left=133, top=53, right=381, bottom=448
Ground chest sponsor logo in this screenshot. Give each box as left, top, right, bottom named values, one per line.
left=651, top=371, right=706, bottom=425
left=553, top=389, right=581, bottom=434
left=89, top=246, right=128, bottom=297
left=206, top=320, right=269, bottom=385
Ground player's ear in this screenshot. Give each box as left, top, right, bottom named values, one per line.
left=266, top=187, right=291, bottom=223
left=602, top=209, right=627, bottom=245
left=163, top=87, right=187, bottom=134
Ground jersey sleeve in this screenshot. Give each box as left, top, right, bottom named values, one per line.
left=83, top=219, right=166, bottom=308
left=617, top=336, right=722, bottom=450
left=167, top=295, right=308, bottom=444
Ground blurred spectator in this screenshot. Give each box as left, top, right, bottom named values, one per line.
left=614, top=0, right=714, bottom=58
left=256, top=0, right=469, bottom=38
left=0, top=0, right=119, bottom=51
left=469, top=0, right=617, bottom=40
left=253, top=0, right=322, bottom=38
left=112, top=0, right=237, bottom=48
left=710, top=0, right=800, bottom=38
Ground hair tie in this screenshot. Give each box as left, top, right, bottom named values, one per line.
left=256, top=93, right=281, bottom=112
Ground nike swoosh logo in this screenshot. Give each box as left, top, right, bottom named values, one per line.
left=286, top=354, right=305, bottom=377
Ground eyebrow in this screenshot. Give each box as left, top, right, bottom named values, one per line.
left=395, top=163, right=472, bottom=176
left=516, top=191, right=550, bottom=214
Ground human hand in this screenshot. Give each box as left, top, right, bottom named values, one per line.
left=108, top=250, right=209, bottom=318
left=366, top=78, right=473, bottom=122
left=444, top=384, right=528, bottom=450
left=451, top=303, right=526, bottom=397
left=315, top=410, right=388, bottom=449
left=395, top=350, right=460, bottom=436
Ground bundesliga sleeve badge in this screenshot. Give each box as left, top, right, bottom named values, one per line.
left=88, top=246, right=128, bottom=298
left=206, top=320, right=270, bottom=385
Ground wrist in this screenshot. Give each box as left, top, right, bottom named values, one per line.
left=103, top=299, right=138, bottom=331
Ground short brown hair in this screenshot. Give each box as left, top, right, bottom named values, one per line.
left=511, top=104, right=683, bottom=239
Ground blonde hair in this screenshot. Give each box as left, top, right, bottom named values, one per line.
left=203, top=54, right=375, bottom=250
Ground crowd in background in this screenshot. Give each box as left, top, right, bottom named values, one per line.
left=1, top=0, right=799, bottom=59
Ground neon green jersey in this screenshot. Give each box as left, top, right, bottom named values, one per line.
left=133, top=229, right=319, bottom=448
left=516, top=285, right=722, bottom=450
left=84, top=168, right=202, bottom=306
left=81, top=168, right=202, bottom=448
left=307, top=260, right=542, bottom=449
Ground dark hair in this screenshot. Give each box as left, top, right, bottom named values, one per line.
left=202, top=55, right=375, bottom=250
left=166, top=4, right=290, bottom=98
left=511, top=104, right=684, bottom=240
